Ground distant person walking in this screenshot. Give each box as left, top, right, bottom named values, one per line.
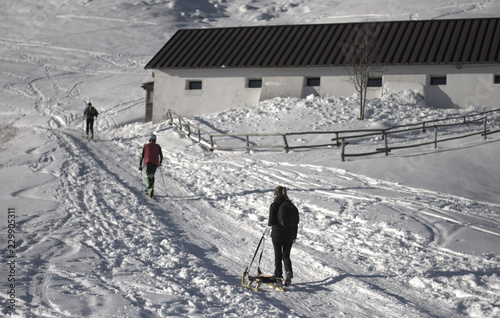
left=268, top=186, right=300, bottom=287
left=83, top=102, right=99, bottom=140
left=139, top=134, right=163, bottom=197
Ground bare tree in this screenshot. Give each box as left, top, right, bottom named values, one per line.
left=343, top=23, right=382, bottom=120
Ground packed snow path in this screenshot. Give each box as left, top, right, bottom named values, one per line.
left=3, top=120, right=499, bottom=317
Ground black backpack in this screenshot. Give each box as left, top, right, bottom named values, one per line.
left=278, top=201, right=299, bottom=228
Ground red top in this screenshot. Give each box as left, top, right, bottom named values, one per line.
left=141, top=142, right=162, bottom=166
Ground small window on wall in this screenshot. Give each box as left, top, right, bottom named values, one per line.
left=367, top=78, right=382, bottom=87
left=188, top=81, right=202, bottom=90
left=431, top=76, right=447, bottom=85
left=307, top=77, right=321, bottom=87
left=494, top=75, right=500, bottom=84
left=248, top=79, right=262, bottom=88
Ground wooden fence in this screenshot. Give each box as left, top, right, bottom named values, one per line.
left=165, top=109, right=500, bottom=161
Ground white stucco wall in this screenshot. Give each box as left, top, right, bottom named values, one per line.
left=382, top=65, right=500, bottom=108
left=151, top=64, right=500, bottom=121
left=153, top=68, right=262, bottom=120
left=260, top=77, right=305, bottom=100
left=442, top=73, right=500, bottom=108
left=383, top=74, right=427, bottom=95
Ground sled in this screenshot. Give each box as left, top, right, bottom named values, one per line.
left=241, top=228, right=285, bottom=292
left=242, top=266, right=284, bottom=292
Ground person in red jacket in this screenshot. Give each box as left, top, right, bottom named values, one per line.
left=139, top=134, right=163, bottom=197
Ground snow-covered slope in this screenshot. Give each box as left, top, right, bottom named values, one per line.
left=1, top=1, right=500, bottom=317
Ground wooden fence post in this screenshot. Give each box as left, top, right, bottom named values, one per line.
left=335, top=132, right=340, bottom=147
left=422, top=122, right=426, bottom=133
left=246, top=135, right=250, bottom=154
left=383, top=132, right=389, bottom=156
left=434, top=126, right=438, bottom=148
left=341, top=139, right=346, bottom=162
left=484, top=118, right=487, bottom=140
left=210, top=135, right=214, bottom=152
left=283, top=135, right=289, bottom=153
left=198, top=129, right=201, bottom=143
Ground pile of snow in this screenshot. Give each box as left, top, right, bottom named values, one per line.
left=200, top=92, right=460, bottom=133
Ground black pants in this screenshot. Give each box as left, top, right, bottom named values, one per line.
left=86, top=118, right=94, bottom=135
left=145, top=163, right=158, bottom=189
left=272, top=236, right=294, bottom=278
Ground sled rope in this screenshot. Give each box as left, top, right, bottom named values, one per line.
left=248, top=228, right=269, bottom=272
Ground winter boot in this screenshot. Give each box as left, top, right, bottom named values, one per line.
left=285, top=271, right=292, bottom=287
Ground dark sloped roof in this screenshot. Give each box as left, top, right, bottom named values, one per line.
left=145, top=18, right=500, bottom=69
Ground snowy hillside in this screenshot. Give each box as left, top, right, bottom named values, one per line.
left=1, top=0, right=500, bottom=317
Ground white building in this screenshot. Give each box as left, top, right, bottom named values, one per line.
left=145, top=18, right=500, bottom=121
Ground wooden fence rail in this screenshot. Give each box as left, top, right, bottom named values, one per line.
left=343, top=117, right=491, bottom=162
left=165, top=109, right=500, bottom=161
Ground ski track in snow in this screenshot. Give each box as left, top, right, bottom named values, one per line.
left=10, top=121, right=497, bottom=317
left=8, top=127, right=290, bottom=317
left=3, top=109, right=498, bottom=317
left=163, top=149, right=500, bottom=317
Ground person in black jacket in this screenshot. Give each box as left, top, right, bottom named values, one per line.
left=83, top=102, right=98, bottom=140
left=268, top=186, right=299, bottom=286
